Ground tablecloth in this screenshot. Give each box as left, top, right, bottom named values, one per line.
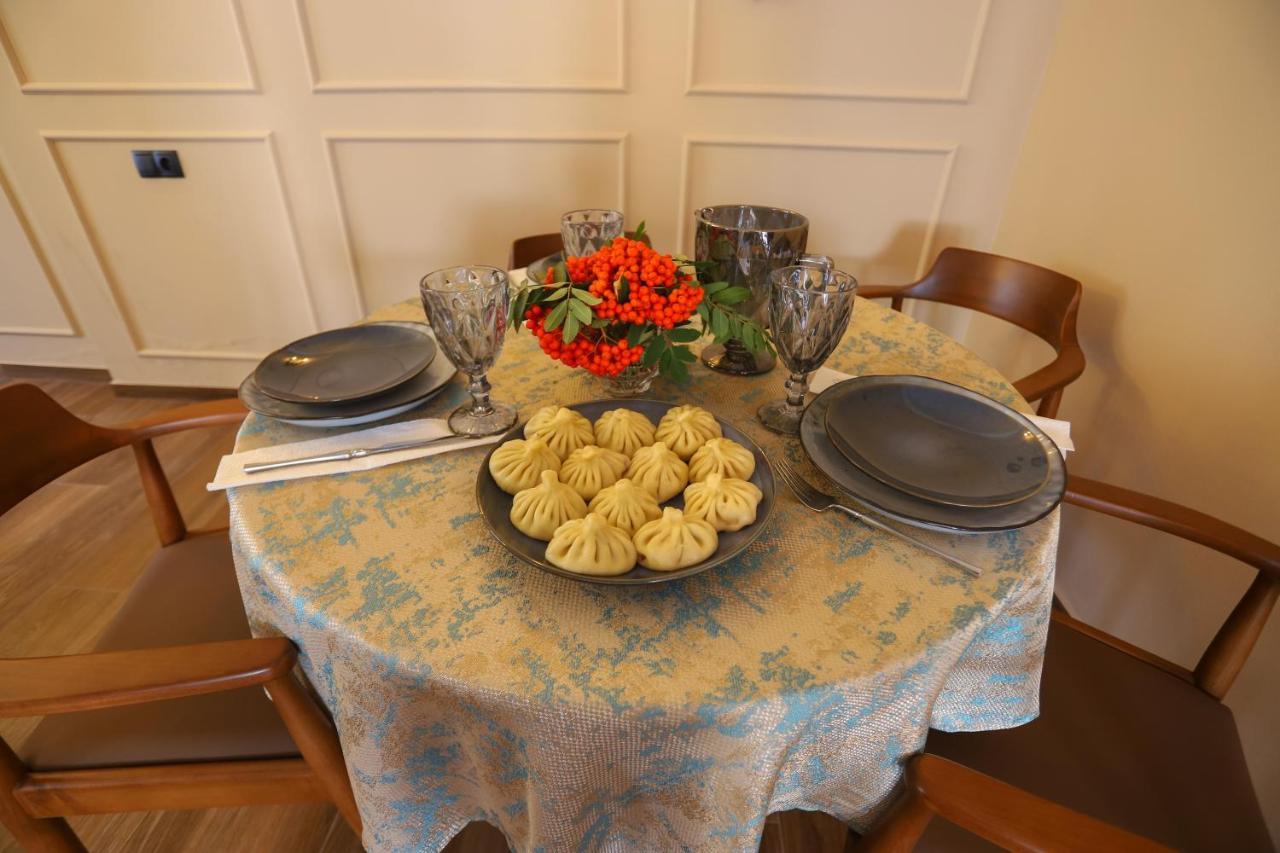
left=228, top=292, right=1057, bottom=852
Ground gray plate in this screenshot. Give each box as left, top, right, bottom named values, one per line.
left=240, top=323, right=456, bottom=425
left=823, top=376, right=1049, bottom=508
left=255, top=323, right=436, bottom=403
left=476, top=399, right=776, bottom=586
left=801, top=378, right=1065, bottom=533
left=525, top=252, right=563, bottom=285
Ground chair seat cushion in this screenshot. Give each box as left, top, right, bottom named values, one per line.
left=921, top=618, right=1273, bottom=852
left=21, top=530, right=299, bottom=771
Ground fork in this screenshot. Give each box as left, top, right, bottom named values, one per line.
left=775, top=458, right=983, bottom=577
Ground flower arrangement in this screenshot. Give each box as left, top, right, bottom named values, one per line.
left=508, top=222, right=771, bottom=384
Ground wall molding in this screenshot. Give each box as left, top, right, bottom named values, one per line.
left=0, top=0, right=258, bottom=94
left=683, top=0, right=989, bottom=103
left=0, top=158, right=81, bottom=337
left=675, top=135, right=957, bottom=279
left=323, top=131, right=629, bottom=315
left=296, top=0, right=627, bottom=94
left=41, top=130, right=317, bottom=362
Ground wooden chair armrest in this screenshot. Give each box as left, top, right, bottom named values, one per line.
left=857, top=284, right=910, bottom=301
left=858, top=754, right=1169, bottom=851
left=0, top=638, right=295, bottom=718
left=121, top=397, right=247, bottom=441
left=1065, top=476, right=1280, bottom=580
left=1011, top=343, right=1086, bottom=404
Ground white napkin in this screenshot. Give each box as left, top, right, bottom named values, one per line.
left=807, top=367, right=1074, bottom=454
left=208, top=418, right=503, bottom=491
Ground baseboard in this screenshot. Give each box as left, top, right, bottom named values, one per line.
left=0, top=363, right=112, bottom=382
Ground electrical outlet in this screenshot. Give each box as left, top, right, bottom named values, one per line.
left=132, top=150, right=184, bottom=178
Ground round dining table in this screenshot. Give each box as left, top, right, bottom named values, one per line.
left=228, top=284, right=1058, bottom=852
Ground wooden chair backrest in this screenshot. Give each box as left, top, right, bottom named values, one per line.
left=509, top=229, right=653, bottom=271
left=1064, top=475, right=1280, bottom=699
left=904, top=247, right=1082, bottom=351
left=0, top=383, right=132, bottom=517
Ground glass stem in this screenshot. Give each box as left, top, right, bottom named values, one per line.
left=467, top=372, right=495, bottom=416
left=784, top=371, right=810, bottom=415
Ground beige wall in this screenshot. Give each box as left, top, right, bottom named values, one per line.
left=0, top=0, right=1060, bottom=387
left=972, top=0, right=1280, bottom=837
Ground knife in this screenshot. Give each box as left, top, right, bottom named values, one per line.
left=243, top=434, right=463, bottom=474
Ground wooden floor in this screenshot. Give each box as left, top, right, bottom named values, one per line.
left=0, top=370, right=849, bottom=853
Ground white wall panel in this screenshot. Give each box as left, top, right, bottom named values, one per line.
left=0, top=0, right=255, bottom=92
left=300, top=0, right=624, bottom=91
left=0, top=168, right=74, bottom=335
left=328, top=134, right=626, bottom=311
left=46, top=134, right=315, bottom=360
left=688, top=0, right=989, bottom=100
left=680, top=138, right=955, bottom=284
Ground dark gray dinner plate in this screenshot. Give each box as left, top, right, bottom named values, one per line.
left=525, top=252, right=563, bottom=285
left=801, top=378, right=1065, bottom=534
left=476, top=399, right=776, bottom=586
left=823, top=375, right=1049, bottom=508
left=239, top=323, right=456, bottom=427
left=255, top=322, right=436, bottom=403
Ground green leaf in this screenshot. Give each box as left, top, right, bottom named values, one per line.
left=713, top=286, right=751, bottom=305
left=741, top=323, right=759, bottom=352
left=545, top=286, right=571, bottom=301
left=659, top=346, right=674, bottom=374
left=634, top=220, right=646, bottom=238
left=575, top=290, right=602, bottom=305
left=567, top=299, right=593, bottom=325
left=562, top=313, right=580, bottom=344
left=507, top=290, right=528, bottom=330
left=642, top=338, right=665, bottom=367
left=590, top=316, right=611, bottom=328
left=616, top=275, right=630, bottom=303
left=668, top=326, right=701, bottom=343
left=552, top=260, right=568, bottom=282
left=672, top=344, right=697, bottom=362
left=703, top=280, right=730, bottom=296
left=666, top=357, right=690, bottom=384
left=545, top=299, right=569, bottom=331
left=710, top=308, right=730, bottom=340
left=626, top=324, right=646, bottom=347
left=695, top=302, right=710, bottom=324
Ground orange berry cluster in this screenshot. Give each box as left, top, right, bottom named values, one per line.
left=523, top=304, right=644, bottom=376
left=524, top=236, right=705, bottom=377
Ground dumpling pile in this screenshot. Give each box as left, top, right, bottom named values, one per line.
left=491, top=403, right=763, bottom=575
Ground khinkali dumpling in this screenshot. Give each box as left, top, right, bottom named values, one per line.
left=654, top=405, right=721, bottom=460
left=588, top=478, right=662, bottom=535
left=625, top=441, right=689, bottom=502
left=688, top=437, right=756, bottom=483
left=510, top=469, right=587, bottom=541
left=560, top=445, right=630, bottom=500
left=488, top=437, right=562, bottom=495
left=683, top=473, right=763, bottom=532
left=524, top=405, right=594, bottom=459
left=593, top=408, right=656, bottom=456
left=545, top=512, right=637, bottom=576
left=633, top=507, right=718, bottom=571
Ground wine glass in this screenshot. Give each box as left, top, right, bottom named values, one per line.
left=419, top=265, right=517, bottom=436
left=757, top=264, right=858, bottom=434
left=561, top=209, right=624, bottom=257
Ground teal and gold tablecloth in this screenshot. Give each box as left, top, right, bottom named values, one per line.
left=228, top=293, right=1057, bottom=852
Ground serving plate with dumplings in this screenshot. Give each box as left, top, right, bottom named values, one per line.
left=476, top=399, right=776, bottom=585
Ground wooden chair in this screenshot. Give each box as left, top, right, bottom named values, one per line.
left=924, top=475, right=1277, bottom=851
left=856, top=753, right=1167, bottom=852
left=0, top=383, right=361, bottom=852
left=509, top=230, right=651, bottom=271
left=859, top=248, right=1085, bottom=417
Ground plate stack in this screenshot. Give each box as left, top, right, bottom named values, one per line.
left=239, top=322, right=456, bottom=428
left=801, top=376, right=1066, bottom=533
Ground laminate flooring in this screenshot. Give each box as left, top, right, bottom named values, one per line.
left=0, top=370, right=849, bottom=853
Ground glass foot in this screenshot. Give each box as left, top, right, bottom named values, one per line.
left=447, top=401, right=517, bottom=437
left=757, top=399, right=803, bottom=435
left=701, top=340, right=775, bottom=376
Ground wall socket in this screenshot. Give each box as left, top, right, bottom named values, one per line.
left=132, top=150, right=184, bottom=178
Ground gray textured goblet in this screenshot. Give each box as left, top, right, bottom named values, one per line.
left=758, top=265, right=858, bottom=434
left=419, top=265, right=517, bottom=436
left=694, top=204, right=832, bottom=375
left=561, top=208, right=624, bottom=257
